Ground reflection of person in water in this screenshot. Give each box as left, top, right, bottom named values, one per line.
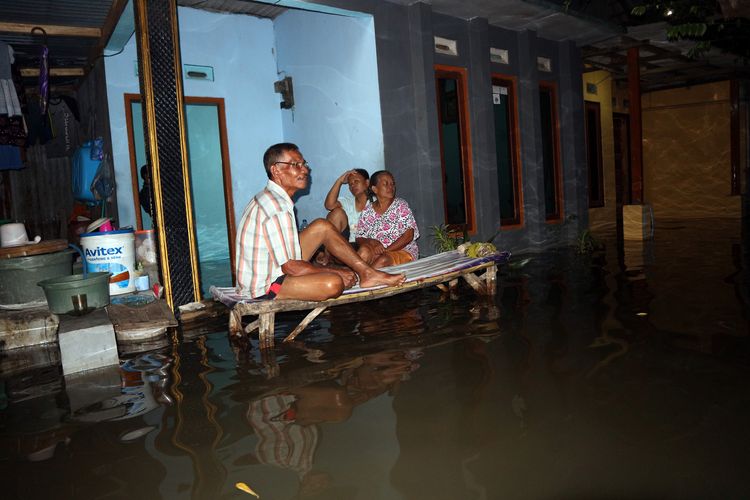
left=244, top=352, right=419, bottom=497
left=340, top=350, right=420, bottom=404
left=244, top=385, right=352, bottom=498
left=327, top=301, right=426, bottom=340
left=246, top=394, right=319, bottom=478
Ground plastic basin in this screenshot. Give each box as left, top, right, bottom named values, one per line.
left=37, top=272, right=111, bottom=314
left=0, top=249, right=74, bottom=305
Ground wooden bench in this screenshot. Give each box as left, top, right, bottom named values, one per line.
left=210, top=250, right=510, bottom=348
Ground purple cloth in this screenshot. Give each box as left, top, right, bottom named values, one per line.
left=39, top=45, right=49, bottom=115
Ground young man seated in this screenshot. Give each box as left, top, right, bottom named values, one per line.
left=235, top=143, right=405, bottom=301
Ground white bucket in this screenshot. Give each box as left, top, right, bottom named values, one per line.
left=80, top=229, right=136, bottom=295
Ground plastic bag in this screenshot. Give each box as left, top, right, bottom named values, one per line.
left=90, top=153, right=115, bottom=201
left=89, top=136, right=104, bottom=161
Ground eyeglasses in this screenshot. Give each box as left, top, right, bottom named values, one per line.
left=274, top=161, right=310, bottom=170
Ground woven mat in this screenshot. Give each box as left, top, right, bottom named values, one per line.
left=211, top=250, right=511, bottom=307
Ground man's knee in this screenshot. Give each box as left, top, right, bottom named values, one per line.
left=326, top=208, right=348, bottom=232
left=309, top=218, right=336, bottom=233
left=321, top=276, right=345, bottom=299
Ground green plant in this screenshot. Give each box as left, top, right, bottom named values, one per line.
left=430, top=224, right=465, bottom=252
left=630, top=1, right=749, bottom=59
left=576, top=229, right=602, bottom=255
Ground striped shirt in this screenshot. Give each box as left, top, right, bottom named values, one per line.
left=236, top=180, right=302, bottom=297
left=246, top=394, right=318, bottom=478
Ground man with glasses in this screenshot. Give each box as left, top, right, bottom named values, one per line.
left=236, top=142, right=405, bottom=301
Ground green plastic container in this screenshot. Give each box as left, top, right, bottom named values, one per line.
left=37, top=272, right=111, bottom=314
left=0, top=249, right=74, bottom=305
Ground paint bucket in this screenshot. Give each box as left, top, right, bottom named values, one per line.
left=80, top=229, right=136, bottom=295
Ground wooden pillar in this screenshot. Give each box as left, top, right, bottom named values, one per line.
left=133, top=0, right=201, bottom=309
left=731, top=79, right=740, bottom=196
left=627, top=47, right=644, bottom=204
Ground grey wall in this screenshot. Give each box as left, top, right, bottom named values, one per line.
left=310, top=0, right=590, bottom=255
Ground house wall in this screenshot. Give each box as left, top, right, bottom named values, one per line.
left=108, top=0, right=592, bottom=256
left=582, top=70, right=617, bottom=235
left=299, top=0, right=589, bottom=255
left=273, top=9, right=384, bottom=223
left=105, top=7, right=283, bottom=229
left=486, top=25, right=588, bottom=251
left=642, top=81, right=739, bottom=219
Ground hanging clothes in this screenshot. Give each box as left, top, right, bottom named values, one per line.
left=25, top=98, right=52, bottom=146
left=0, top=42, right=27, bottom=147
left=31, top=27, right=49, bottom=115
left=0, top=145, right=22, bottom=170
left=46, top=96, right=80, bottom=158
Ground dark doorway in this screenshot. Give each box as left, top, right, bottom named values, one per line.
left=435, top=65, right=475, bottom=233
left=492, top=75, right=522, bottom=227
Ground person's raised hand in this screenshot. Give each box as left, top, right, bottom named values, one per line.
left=371, top=241, right=386, bottom=255
left=338, top=170, right=355, bottom=184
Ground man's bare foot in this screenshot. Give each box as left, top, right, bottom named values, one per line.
left=329, top=267, right=356, bottom=289
left=359, top=268, right=406, bottom=288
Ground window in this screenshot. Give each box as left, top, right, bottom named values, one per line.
left=585, top=101, right=604, bottom=207
left=492, top=75, right=523, bottom=226
left=435, top=65, right=475, bottom=233
left=539, top=82, right=563, bottom=221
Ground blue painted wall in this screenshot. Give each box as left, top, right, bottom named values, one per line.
left=105, top=7, right=283, bottom=229
left=273, top=9, right=384, bottom=223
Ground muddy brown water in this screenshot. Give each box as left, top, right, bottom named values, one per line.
left=1, top=218, right=749, bottom=499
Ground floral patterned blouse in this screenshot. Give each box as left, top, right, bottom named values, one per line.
left=356, top=197, right=419, bottom=259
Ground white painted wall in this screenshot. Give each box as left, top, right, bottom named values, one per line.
left=105, top=7, right=283, bottom=229
left=105, top=6, right=385, bottom=233
left=273, top=9, right=385, bottom=223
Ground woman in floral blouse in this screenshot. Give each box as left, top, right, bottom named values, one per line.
left=355, top=170, right=419, bottom=268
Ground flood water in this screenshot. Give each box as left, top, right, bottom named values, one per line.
left=1, top=217, right=749, bottom=499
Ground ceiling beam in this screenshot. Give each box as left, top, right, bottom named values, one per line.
left=584, top=59, right=627, bottom=75
left=20, top=67, right=85, bottom=77
left=0, top=22, right=101, bottom=38
left=24, top=84, right=75, bottom=94
left=640, top=62, right=713, bottom=76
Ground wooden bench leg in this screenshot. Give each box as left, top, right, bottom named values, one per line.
left=229, top=308, right=243, bottom=336
left=244, top=319, right=260, bottom=335
left=484, top=264, right=497, bottom=295
left=260, top=348, right=280, bottom=379
left=283, top=306, right=328, bottom=343
left=461, top=264, right=497, bottom=295
left=462, top=272, right=484, bottom=294
left=258, top=312, right=275, bottom=349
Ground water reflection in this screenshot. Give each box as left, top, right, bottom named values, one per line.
left=2, top=218, right=750, bottom=498
left=241, top=350, right=418, bottom=498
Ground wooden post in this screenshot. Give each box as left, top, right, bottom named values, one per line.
left=627, top=47, right=643, bottom=204
left=284, top=306, right=328, bottom=343
left=244, top=319, right=260, bottom=335
left=229, top=308, right=242, bottom=336
left=258, top=312, right=275, bottom=349
left=133, top=0, right=201, bottom=308
left=484, top=264, right=497, bottom=295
